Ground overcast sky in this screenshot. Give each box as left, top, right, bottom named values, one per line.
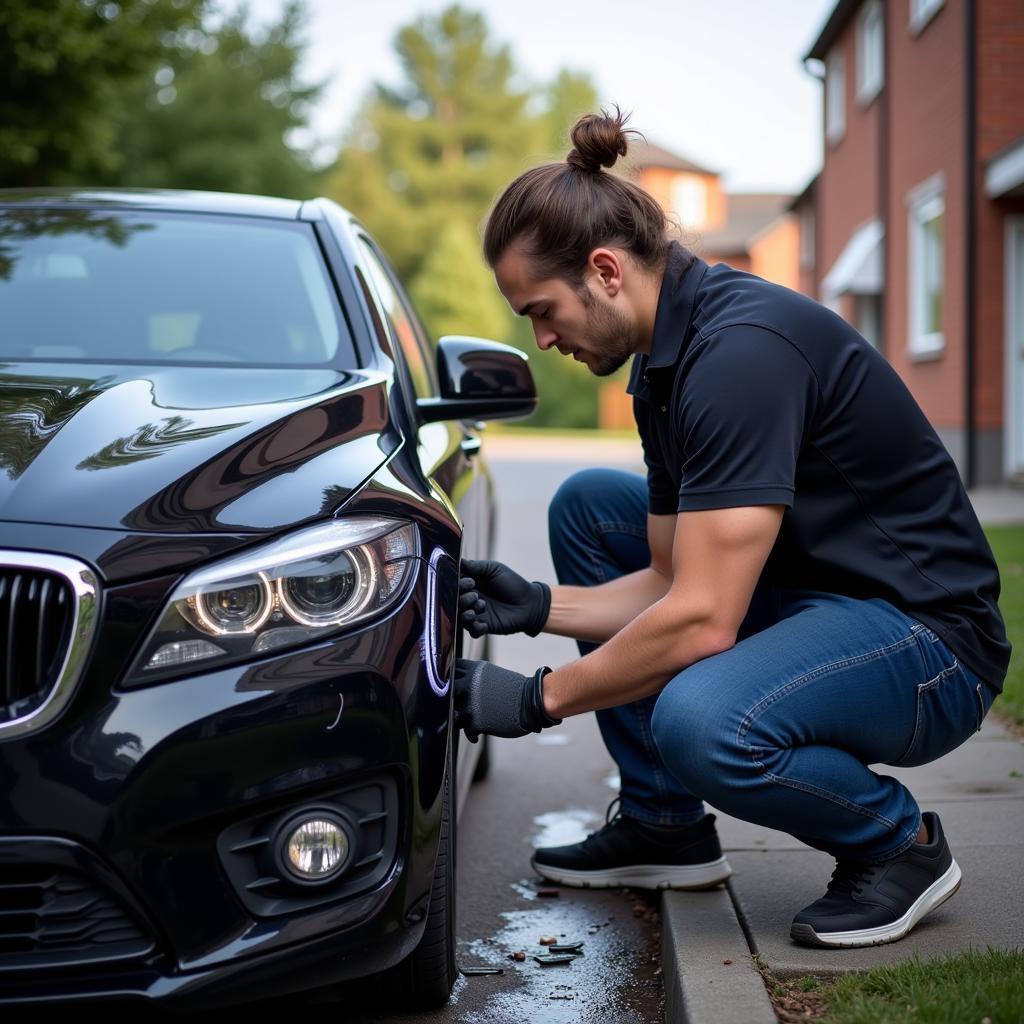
left=246, top=0, right=838, bottom=194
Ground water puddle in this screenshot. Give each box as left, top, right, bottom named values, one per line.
left=458, top=894, right=660, bottom=1024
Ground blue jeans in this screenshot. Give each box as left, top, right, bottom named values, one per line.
left=548, top=468, right=998, bottom=862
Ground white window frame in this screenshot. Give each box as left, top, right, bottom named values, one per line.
left=910, top=0, right=945, bottom=36
left=907, top=173, right=945, bottom=359
left=826, top=50, right=846, bottom=145
left=857, top=0, right=884, bottom=105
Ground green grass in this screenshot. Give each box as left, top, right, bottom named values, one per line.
left=818, top=948, right=1024, bottom=1024
left=984, top=525, right=1024, bottom=724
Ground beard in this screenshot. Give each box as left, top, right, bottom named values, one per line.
left=578, top=288, right=635, bottom=377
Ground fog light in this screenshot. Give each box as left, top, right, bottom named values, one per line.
left=284, top=818, right=349, bottom=880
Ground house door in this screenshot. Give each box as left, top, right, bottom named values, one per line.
left=1007, top=219, right=1024, bottom=478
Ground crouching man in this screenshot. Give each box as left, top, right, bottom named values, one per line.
left=455, top=109, right=1010, bottom=949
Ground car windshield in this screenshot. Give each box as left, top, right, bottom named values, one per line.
left=0, top=208, right=355, bottom=367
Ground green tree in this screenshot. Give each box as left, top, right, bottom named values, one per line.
left=112, top=1, right=320, bottom=197
left=542, top=69, right=600, bottom=155
left=0, top=0, right=206, bottom=187
left=409, top=219, right=508, bottom=341
left=325, top=4, right=541, bottom=282
left=325, top=5, right=610, bottom=427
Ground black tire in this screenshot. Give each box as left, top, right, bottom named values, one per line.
left=389, top=755, right=457, bottom=1008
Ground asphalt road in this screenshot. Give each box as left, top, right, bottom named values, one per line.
left=337, top=436, right=665, bottom=1023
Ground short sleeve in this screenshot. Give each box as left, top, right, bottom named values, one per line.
left=634, top=395, right=678, bottom=515
left=676, top=326, right=819, bottom=512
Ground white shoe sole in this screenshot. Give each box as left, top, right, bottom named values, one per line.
left=530, top=855, right=733, bottom=890
left=791, top=859, right=962, bottom=948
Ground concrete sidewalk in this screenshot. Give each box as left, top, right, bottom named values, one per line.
left=661, top=713, right=1024, bottom=1023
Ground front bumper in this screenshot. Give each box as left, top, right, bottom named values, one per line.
left=0, top=550, right=460, bottom=1009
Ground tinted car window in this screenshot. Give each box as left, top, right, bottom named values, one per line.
left=0, top=209, right=356, bottom=367
left=356, top=238, right=437, bottom=399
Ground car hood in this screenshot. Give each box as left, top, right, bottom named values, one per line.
left=0, top=362, right=399, bottom=534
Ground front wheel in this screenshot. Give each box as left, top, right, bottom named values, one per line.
left=388, top=756, right=456, bottom=1007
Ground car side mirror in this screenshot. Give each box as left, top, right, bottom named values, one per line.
left=416, top=336, right=538, bottom=423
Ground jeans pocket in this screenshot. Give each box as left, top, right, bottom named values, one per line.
left=891, top=658, right=984, bottom=768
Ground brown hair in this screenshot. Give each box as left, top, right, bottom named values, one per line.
left=483, top=106, right=671, bottom=287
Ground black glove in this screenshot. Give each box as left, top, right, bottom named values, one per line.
left=453, top=658, right=562, bottom=742
left=458, top=558, right=551, bottom=637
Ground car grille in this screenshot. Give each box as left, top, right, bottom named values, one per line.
left=0, top=863, right=154, bottom=971
left=0, top=552, right=98, bottom=740
left=0, top=567, right=75, bottom=724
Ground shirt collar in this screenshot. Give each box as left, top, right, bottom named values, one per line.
left=649, top=242, right=708, bottom=369
left=626, top=243, right=707, bottom=397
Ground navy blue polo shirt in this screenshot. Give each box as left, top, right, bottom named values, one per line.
left=628, top=241, right=1011, bottom=690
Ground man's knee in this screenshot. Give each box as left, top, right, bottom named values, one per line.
left=548, top=467, right=624, bottom=543
left=651, top=671, right=749, bottom=799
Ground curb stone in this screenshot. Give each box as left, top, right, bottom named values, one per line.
left=661, top=884, right=775, bottom=1024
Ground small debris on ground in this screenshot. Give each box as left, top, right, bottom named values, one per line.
left=539, top=935, right=558, bottom=945
left=548, top=941, right=585, bottom=953
left=460, top=966, right=504, bottom=976
left=537, top=887, right=560, bottom=898
left=509, top=950, right=526, bottom=962
left=723, top=959, right=733, bottom=965
left=534, top=954, right=577, bottom=966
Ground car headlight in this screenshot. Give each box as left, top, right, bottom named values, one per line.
left=124, top=516, right=419, bottom=686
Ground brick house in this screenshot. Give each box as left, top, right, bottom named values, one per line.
left=799, top=0, right=1024, bottom=486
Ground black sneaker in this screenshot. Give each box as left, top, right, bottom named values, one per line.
left=790, top=811, right=961, bottom=948
left=530, top=801, right=732, bottom=890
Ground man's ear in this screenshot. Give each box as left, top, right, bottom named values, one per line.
left=588, top=248, right=623, bottom=299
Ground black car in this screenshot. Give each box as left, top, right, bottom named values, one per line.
left=0, top=188, right=536, bottom=1010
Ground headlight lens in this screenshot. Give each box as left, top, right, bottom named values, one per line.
left=278, top=549, right=362, bottom=626
left=125, top=516, right=419, bottom=685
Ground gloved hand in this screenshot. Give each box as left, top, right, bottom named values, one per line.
left=458, top=558, right=551, bottom=637
left=453, top=658, right=562, bottom=742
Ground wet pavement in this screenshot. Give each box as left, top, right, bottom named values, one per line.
left=332, top=711, right=665, bottom=1023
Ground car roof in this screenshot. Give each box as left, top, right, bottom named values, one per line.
left=0, top=187, right=303, bottom=220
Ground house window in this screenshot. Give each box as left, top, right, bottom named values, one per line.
left=910, top=0, right=945, bottom=35
left=857, top=1, right=884, bottom=104
left=826, top=51, right=845, bottom=145
left=908, top=175, right=945, bottom=357
left=671, top=176, right=707, bottom=230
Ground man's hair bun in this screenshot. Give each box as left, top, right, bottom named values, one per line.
left=566, top=105, right=636, bottom=173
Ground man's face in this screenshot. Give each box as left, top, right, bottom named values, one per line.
left=494, top=246, right=636, bottom=377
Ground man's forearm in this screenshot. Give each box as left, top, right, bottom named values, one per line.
left=542, top=594, right=735, bottom=718
left=544, top=566, right=672, bottom=643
